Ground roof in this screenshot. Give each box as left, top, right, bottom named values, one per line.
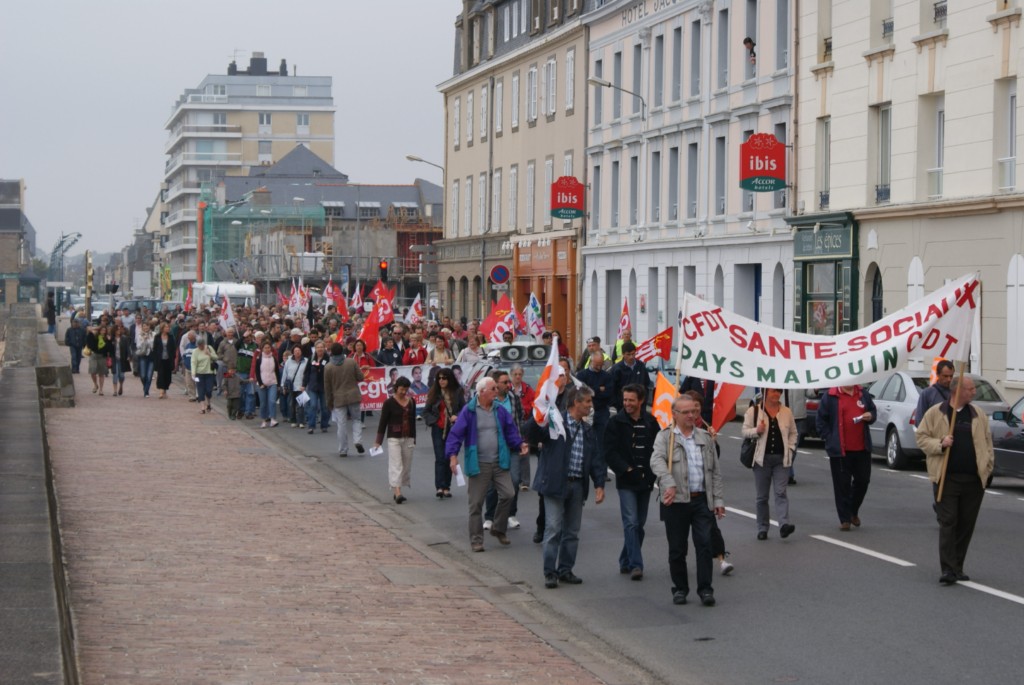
left=247, top=145, right=348, bottom=181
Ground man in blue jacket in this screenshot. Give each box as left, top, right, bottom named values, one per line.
left=447, top=377, right=528, bottom=553
left=528, top=385, right=606, bottom=589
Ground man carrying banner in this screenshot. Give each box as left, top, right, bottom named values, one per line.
left=915, top=375, right=994, bottom=585
left=650, top=393, right=724, bottom=606
left=816, top=384, right=877, bottom=531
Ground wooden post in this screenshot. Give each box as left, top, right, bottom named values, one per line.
left=935, top=361, right=967, bottom=503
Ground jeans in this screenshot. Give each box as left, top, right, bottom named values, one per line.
left=333, top=403, right=363, bottom=454
left=257, top=384, right=278, bottom=421
left=196, top=374, right=216, bottom=403
left=662, top=494, right=716, bottom=597
left=137, top=356, right=154, bottom=396
left=617, top=487, right=652, bottom=572
left=486, top=454, right=521, bottom=519
left=432, top=426, right=452, bottom=490
left=240, top=379, right=256, bottom=416
left=304, top=390, right=330, bottom=429
left=828, top=451, right=871, bottom=524
left=70, top=346, right=83, bottom=373
left=753, top=452, right=790, bottom=532
left=113, top=357, right=126, bottom=384
left=542, top=479, right=585, bottom=577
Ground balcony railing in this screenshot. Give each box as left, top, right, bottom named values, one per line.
left=823, top=36, right=833, bottom=61
left=927, top=168, right=944, bottom=198
left=819, top=190, right=830, bottom=210
left=999, top=156, right=1016, bottom=190
left=934, top=1, right=947, bottom=26
left=163, top=209, right=198, bottom=227
left=882, top=17, right=894, bottom=39
left=875, top=183, right=891, bottom=204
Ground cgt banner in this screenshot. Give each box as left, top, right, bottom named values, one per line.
left=358, top=361, right=495, bottom=411
left=678, top=273, right=979, bottom=389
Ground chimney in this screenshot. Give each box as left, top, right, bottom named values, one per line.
left=279, top=58, right=288, bottom=76
left=251, top=188, right=272, bottom=206
left=249, top=52, right=268, bottom=76
left=227, top=60, right=238, bottom=75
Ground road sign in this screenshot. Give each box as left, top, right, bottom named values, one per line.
left=490, top=264, right=510, bottom=285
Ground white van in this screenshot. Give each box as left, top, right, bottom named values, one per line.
left=192, top=282, right=257, bottom=307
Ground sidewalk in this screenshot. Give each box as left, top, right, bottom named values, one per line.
left=46, top=376, right=607, bottom=684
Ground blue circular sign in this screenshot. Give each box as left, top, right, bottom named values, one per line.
left=490, top=264, right=510, bottom=285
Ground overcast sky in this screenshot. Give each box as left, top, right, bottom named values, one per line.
left=0, top=0, right=454, bottom=258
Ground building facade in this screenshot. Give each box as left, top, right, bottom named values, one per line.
left=162, top=53, right=334, bottom=296
left=583, top=0, right=797, bottom=353
left=793, top=0, right=1024, bottom=400
left=438, top=0, right=590, bottom=354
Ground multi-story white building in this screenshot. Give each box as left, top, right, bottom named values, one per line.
left=793, top=0, right=1024, bottom=399
left=162, top=53, right=334, bottom=296
left=583, top=0, right=797, bottom=349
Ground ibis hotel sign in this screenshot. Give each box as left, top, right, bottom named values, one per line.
left=550, top=176, right=585, bottom=220
left=739, top=133, right=786, bottom=192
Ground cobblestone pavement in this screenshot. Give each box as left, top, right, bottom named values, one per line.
left=47, top=375, right=606, bottom=684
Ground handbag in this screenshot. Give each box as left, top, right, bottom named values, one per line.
left=739, top=404, right=760, bottom=469
left=106, top=356, right=113, bottom=369
left=83, top=346, right=92, bottom=357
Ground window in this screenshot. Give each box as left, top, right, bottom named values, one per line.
left=504, top=5, right=511, bottom=41
left=651, top=150, right=662, bottom=222
left=480, top=85, right=488, bottom=140
left=687, top=143, right=699, bottom=217
left=613, top=51, right=623, bottom=118
left=296, top=113, right=309, bottom=134
left=565, top=47, right=575, bottom=111
left=452, top=179, right=460, bottom=237
left=591, top=164, right=602, bottom=229
left=479, top=172, right=487, bottom=234
left=544, top=159, right=554, bottom=227
left=745, top=0, right=758, bottom=80
left=465, top=176, right=474, bottom=235
left=526, top=161, right=536, bottom=230
left=776, top=0, right=789, bottom=69
left=654, top=34, right=664, bottom=108
left=629, top=155, right=639, bottom=224
left=258, top=112, right=272, bottom=134
left=256, top=84, right=270, bottom=97
left=258, top=140, right=272, bottom=164
left=512, top=0, right=520, bottom=37
left=531, top=0, right=542, bottom=31
left=876, top=104, right=892, bottom=203
left=527, top=66, right=538, bottom=122
left=492, top=169, right=502, bottom=231
left=668, top=146, right=679, bottom=220
left=454, top=97, right=461, bottom=148
left=522, top=0, right=528, bottom=34
left=495, top=80, right=503, bottom=133
left=632, top=44, right=642, bottom=115
left=212, top=112, right=227, bottom=126
left=1007, top=254, right=1024, bottom=381
left=511, top=73, right=520, bottom=129
left=672, top=27, right=683, bottom=101
left=997, top=79, right=1017, bottom=190
left=509, top=164, right=518, bottom=228
left=292, top=85, right=307, bottom=97
left=208, top=84, right=226, bottom=96
left=717, top=9, right=729, bottom=89
left=467, top=91, right=474, bottom=145
left=545, top=57, right=557, bottom=116
left=611, top=160, right=620, bottom=226
left=690, top=20, right=702, bottom=96
left=930, top=101, right=945, bottom=198
left=358, top=203, right=381, bottom=219
left=819, top=116, right=831, bottom=209
left=774, top=123, right=787, bottom=208
left=742, top=130, right=754, bottom=212
left=715, top=134, right=727, bottom=214
left=550, top=0, right=560, bottom=22
left=593, top=59, right=604, bottom=125
left=563, top=152, right=573, bottom=177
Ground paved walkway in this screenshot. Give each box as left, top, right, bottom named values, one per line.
left=46, top=375, right=607, bottom=684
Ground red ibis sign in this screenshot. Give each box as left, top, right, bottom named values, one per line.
left=739, top=133, right=786, bottom=192
left=550, top=176, right=585, bottom=220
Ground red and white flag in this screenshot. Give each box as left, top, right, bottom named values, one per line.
left=532, top=335, right=567, bottom=439
left=618, top=298, right=631, bottom=339
left=711, top=383, right=745, bottom=434
left=370, top=279, right=390, bottom=303
left=635, top=326, right=673, bottom=364
left=377, top=292, right=395, bottom=326
left=275, top=286, right=289, bottom=308
left=406, top=293, right=424, bottom=325
left=350, top=282, right=363, bottom=311
left=220, top=295, right=236, bottom=331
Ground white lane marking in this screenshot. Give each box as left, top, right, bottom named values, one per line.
left=811, top=535, right=916, bottom=567
left=985, top=490, right=1003, bottom=496
left=960, top=581, right=1024, bottom=606
left=910, top=474, right=931, bottom=480
left=797, top=450, right=812, bottom=455
left=880, top=468, right=900, bottom=473
left=725, top=506, right=777, bottom=527
left=1018, top=498, right=1024, bottom=502
left=728, top=435, right=742, bottom=440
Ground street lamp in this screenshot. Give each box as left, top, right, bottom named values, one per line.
left=405, top=154, right=444, bottom=176
left=588, top=76, right=647, bottom=120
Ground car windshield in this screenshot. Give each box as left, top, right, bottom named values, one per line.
left=911, top=376, right=929, bottom=390
left=973, top=379, right=1002, bottom=402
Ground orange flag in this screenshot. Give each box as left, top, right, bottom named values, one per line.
left=652, top=372, right=679, bottom=429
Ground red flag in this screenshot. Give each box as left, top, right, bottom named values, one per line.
left=406, top=293, right=424, bottom=325
left=275, top=286, right=288, bottom=307
left=184, top=282, right=193, bottom=312
left=377, top=293, right=395, bottom=326
left=370, top=279, right=390, bottom=302
left=635, top=327, right=673, bottom=363
left=350, top=282, right=363, bottom=311
left=711, top=383, right=744, bottom=434
left=480, top=293, right=514, bottom=341
left=358, top=305, right=381, bottom=353
left=617, top=298, right=631, bottom=339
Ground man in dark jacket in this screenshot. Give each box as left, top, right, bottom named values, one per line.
left=576, top=351, right=614, bottom=440
left=816, top=385, right=877, bottom=531
left=603, top=383, right=659, bottom=580
left=64, top=317, right=86, bottom=373
left=528, top=385, right=606, bottom=589
left=680, top=375, right=716, bottom=427
left=914, top=359, right=955, bottom=424
left=609, top=341, right=651, bottom=411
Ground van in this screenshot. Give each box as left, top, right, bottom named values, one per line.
left=192, top=282, right=257, bottom=307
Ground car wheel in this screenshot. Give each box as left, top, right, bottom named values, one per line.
left=886, top=429, right=909, bottom=470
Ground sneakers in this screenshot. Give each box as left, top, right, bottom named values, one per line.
left=519, top=484, right=529, bottom=492
left=780, top=523, right=796, bottom=539
left=544, top=573, right=558, bottom=589
left=260, top=421, right=268, bottom=429
left=699, top=591, right=716, bottom=607
left=355, top=443, right=366, bottom=454
left=339, top=451, right=348, bottom=458
left=720, top=558, right=735, bottom=576
left=483, top=520, right=493, bottom=531
left=508, top=516, right=521, bottom=529
left=630, top=568, right=643, bottom=581
left=269, top=420, right=279, bottom=428
left=672, top=590, right=688, bottom=605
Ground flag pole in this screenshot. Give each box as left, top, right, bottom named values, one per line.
left=935, top=360, right=967, bottom=503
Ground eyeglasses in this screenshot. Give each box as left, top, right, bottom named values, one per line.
left=672, top=409, right=699, bottom=415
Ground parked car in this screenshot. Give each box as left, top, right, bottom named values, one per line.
left=868, top=371, right=1009, bottom=470
left=989, top=396, right=1024, bottom=479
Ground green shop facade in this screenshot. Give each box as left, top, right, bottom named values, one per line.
left=785, top=212, right=858, bottom=335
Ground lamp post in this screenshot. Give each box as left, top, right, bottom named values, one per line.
left=588, top=77, right=647, bottom=120
left=405, top=154, right=445, bottom=180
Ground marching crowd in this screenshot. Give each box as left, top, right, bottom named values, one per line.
left=62, top=300, right=994, bottom=604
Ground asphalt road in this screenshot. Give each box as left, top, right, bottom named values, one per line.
left=259, top=413, right=1024, bottom=685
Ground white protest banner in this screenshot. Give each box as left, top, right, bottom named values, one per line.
left=678, top=273, right=979, bottom=389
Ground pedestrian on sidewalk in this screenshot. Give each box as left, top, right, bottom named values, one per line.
left=303, top=341, right=331, bottom=433
left=135, top=320, right=156, bottom=398
left=816, top=384, right=876, bottom=531
left=111, top=323, right=132, bottom=397
left=281, top=346, right=308, bottom=427
left=447, top=377, right=528, bottom=551
left=45, top=292, right=57, bottom=335
left=191, top=338, right=218, bottom=414
left=916, top=375, right=994, bottom=585
left=422, top=367, right=465, bottom=499
left=85, top=324, right=111, bottom=395
left=237, top=330, right=258, bottom=419
left=252, top=340, right=281, bottom=428
left=742, top=388, right=798, bottom=541
left=376, top=376, right=417, bottom=504
left=64, top=317, right=86, bottom=374
left=484, top=370, right=526, bottom=530
left=152, top=323, right=176, bottom=400
left=528, top=384, right=605, bottom=588
left=324, top=342, right=364, bottom=457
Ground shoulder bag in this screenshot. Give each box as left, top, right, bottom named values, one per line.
left=739, top=404, right=760, bottom=469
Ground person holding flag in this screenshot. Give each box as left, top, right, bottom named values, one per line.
left=741, top=388, right=799, bottom=541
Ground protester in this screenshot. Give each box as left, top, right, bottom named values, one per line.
left=85, top=324, right=111, bottom=395
left=609, top=342, right=651, bottom=411
left=509, top=364, right=537, bottom=490
left=915, top=360, right=956, bottom=424
left=64, top=317, right=86, bottom=373
left=237, top=330, right=259, bottom=419
left=252, top=340, right=281, bottom=428
left=191, top=338, right=218, bottom=414
left=324, top=342, right=364, bottom=457
left=816, top=384, right=877, bottom=531
left=111, top=323, right=132, bottom=397
left=135, top=321, right=156, bottom=398
left=422, top=367, right=465, bottom=499
left=742, top=388, right=798, bottom=540
left=575, top=351, right=614, bottom=440
left=281, top=345, right=309, bottom=428
left=484, top=370, right=526, bottom=531
left=375, top=376, right=417, bottom=504
left=303, top=341, right=331, bottom=434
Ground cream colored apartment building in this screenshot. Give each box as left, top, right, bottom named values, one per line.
left=161, top=53, right=334, bottom=296
left=794, top=0, right=1024, bottom=399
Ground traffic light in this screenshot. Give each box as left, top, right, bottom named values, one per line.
left=379, top=259, right=389, bottom=282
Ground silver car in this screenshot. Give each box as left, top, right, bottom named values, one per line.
left=867, top=371, right=1009, bottom=469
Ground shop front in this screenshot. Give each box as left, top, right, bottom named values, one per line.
left=513, top=235, right=578, bottom=355
left=787, top=212, right=859, bottom=334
